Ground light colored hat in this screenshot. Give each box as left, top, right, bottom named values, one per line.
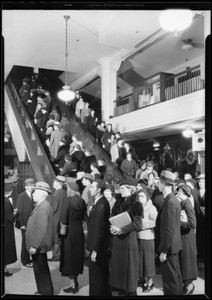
left=33, top=182, right=52, bottom=194
left=84, top=173, right=94, bottom=182
left=24, top=178, right=35, bottom=186
left=54, top=175, right=66, bottom=183
left=159, top=170, right=176, bottom=185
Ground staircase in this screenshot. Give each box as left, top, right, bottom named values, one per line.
left=4, top=78, right=56, bottom=187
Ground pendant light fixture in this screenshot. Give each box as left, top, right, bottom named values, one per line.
left=58, top=15, right=75, bottom=103
left=182, top=126, right=195, bottom=138
left=159, top=9, right=193, bottom=38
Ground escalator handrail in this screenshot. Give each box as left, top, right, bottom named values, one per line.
left=6, top=78, right=56, bottom=184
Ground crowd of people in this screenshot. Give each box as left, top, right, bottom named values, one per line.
left=3, top=76, right=206, bottom=296
left=4, top=169, right=205, bottom=296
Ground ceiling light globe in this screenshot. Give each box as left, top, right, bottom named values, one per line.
left=182, top=128, right=195, bottom=138
left=159, top=10, right=193, bottom=32
left=58, top=85, right=75, bottom=102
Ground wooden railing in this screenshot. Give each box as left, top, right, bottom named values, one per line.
left=113, top=65, right=204, bottom=117
left=164, top=65, right=204, bottom=100
left=113, top=94, right=133, bottom=116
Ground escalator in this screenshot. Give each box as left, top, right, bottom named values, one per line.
left=4, top=78, right=56, bottom=186
left=5, top=67, right=125, bottom=184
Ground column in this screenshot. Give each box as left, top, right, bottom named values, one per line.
left=98, top=57, right=122, bottom=122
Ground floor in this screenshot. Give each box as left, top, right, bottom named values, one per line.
left=3, top=227, right=205, bottom=297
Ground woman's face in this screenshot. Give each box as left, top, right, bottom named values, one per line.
left=120, top=185, right=131, bottom=197
left=148, top=173, right=155, bottom=182
left=176, top=188, right=183, bottom=201
left=138, top=192, right=147, bottom=204
left=104, top=189, right=112, bottom=200
left=198, top=179, right=205, bottom=189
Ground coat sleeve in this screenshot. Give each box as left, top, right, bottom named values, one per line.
left=181, top=199, right=196, bottom=230
left=121, top=216, right=143, bottom=234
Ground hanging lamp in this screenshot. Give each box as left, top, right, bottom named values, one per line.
left=159, top=9, right=193, bottom=38
left=58, top=15, right=75, bottom=103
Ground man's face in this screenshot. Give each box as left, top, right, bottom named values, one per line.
left=90, top=182, right=98, bottom=197
left=157, top=180, right=164, bottom=193
left=82, top=177, right=89, bottom=186
left=32, top=189, right=45, bottom=202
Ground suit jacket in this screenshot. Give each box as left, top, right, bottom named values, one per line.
left=16, top=191, right=34, bottom=227
left=25, top=199, right=54, bottom=253
left=86, top=196, right=110, bottom=253
left=156, top=192, right=182, bottom=255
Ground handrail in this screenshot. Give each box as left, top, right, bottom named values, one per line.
left=5, top=78, right=56, bottom=186
left=163, top=64, right=201, bottom=83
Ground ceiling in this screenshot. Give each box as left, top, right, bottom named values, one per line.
left=2, top=9, right=206, bottom=82
left=2, top=7, right=209, bottom=141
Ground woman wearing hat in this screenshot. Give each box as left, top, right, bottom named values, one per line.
left=59, top=181, right=87, bottom=294
left=137, top=187, right=158, bottom=293
left=109, top=184, right=143, bottom=296
left=176, top=184, right=198, bottom=295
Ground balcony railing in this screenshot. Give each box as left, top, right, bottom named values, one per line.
left=164, top=65, right=205, bottom=100
left=113, top=65, right=204, bottom=117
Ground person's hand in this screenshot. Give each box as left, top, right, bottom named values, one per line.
left=110, top=226, right=122, bottom=235
left=159, top=252, right=167, bottom=263
left=20, top=226, right=26, bottom=230
left=91, top=251, right=97, bottom=262
left=29, top=246, right=37, bottom=255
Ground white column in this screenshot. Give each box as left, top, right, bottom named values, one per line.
left=98, top=57, right=122, bottom=122
left=204, top=11, right=211, bottom=41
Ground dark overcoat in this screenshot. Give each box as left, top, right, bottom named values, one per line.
left=109, top=194, right=143, bottom=293
left=156, top=193, right=182, bottom=255
left=4, top=196, right=17, bottom=265
left=51, top=188, right=67, bottom=244
left=179, top=198, right=198, bottom=281
left=59, top=195, right=86, bottom=276
left=86, top=196, right=111, bottom=296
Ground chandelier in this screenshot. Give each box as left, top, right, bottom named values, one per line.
left=58, top=15, right=75, bottom=103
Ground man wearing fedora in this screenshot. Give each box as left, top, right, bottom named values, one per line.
left=25, top=182, right=54, bottom=295
left=15, top=178, right=35, bottom=268
left=86, top=179, right=111, bottom=297
left=50, top=175, right=67, bottom=261
left=156, top=170, right=183, bottom=295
